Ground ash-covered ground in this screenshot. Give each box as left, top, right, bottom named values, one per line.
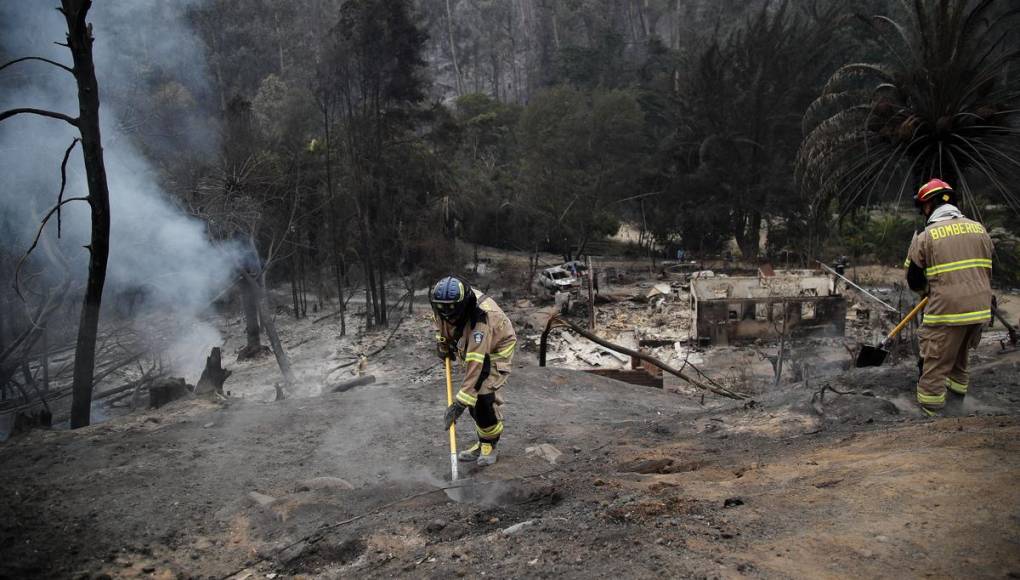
left=2, top=289, right=1019, bottom=579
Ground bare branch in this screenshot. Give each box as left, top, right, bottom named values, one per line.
left=56, top=138, right=81, bottom=237
left=0, top=107, right=78, bottom=126
left=15, top=196, right=90, bottom=300
left=0, top=56, right=74, bottom=75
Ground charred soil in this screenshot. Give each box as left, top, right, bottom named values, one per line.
left=2, top=331, right=1019, bottom=579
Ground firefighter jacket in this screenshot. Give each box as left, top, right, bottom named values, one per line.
left=906, top=205, right=993, bottom=325
left=434, top=290, right=517, bottom=407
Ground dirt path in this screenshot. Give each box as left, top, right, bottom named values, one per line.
left=2, top=345, right=1019, bottom=578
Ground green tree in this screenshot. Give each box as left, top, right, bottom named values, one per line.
left=659, top=2, right=845, bottom=259
left=518, top=85, right=645, bottom=259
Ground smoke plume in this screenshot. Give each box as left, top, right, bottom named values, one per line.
left=0, top=1, right=235, bottom=382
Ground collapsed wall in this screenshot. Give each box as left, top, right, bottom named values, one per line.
left=691, top=272, right=846, bottom=345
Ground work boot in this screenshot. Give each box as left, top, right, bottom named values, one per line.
left=476, top=442, right=498, bottom=466
left=944, top=392, right=966, bottom=416
left=458, top=442, right=481, bottom=462
left=919, top=405, right=940, bottom=418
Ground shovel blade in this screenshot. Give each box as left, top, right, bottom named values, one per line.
left=856, top=344, right=889, bottom=368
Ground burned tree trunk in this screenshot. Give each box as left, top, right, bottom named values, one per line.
left=195, top=347, right=231, bottom=395
left=60, top=0, right=112, bottom=429
left=256, top=279, right=295, bottom=386
left=240, top=269, right=294, bottom=385
left=290, top=253, right=301, bottom=319
left=237, top=275, right=268, bottom=360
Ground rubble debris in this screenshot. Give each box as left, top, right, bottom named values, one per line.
left=647, top=283, right=672, bottom=299
left=540, top=315, right=748, bottom=399
left=723, top=497, right=745, bottom=508
left=525, top=443, right=563, bottom=464
left=691, top=273, right=847, bottom=345
left=554, top=291, right=572, bottom=313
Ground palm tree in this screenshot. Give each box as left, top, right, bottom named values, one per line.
left=797, top=0, right=1020, bottom=225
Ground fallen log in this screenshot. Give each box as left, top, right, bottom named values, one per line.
left=312, top=310, right=341, bottom=324
left=95, top=370, right=165, bottom=401
left=329, top=374, right=376, bottom=394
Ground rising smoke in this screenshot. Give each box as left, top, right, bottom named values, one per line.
left=0, top=1, right=237, bottom=382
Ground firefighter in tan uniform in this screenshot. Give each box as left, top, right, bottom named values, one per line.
left=905, top=179, right=994, bottom=416
left=430, top=275, right=516, bottom=466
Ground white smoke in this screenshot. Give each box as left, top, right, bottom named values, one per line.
left=0, top=1, right=237, bottom=382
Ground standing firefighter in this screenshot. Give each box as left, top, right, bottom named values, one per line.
left=905, top=179, right=994, bottom=416
left=430, top=275, right=517, bottom=466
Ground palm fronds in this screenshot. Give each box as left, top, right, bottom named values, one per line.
left=797, top=0, right=1020, bottom=222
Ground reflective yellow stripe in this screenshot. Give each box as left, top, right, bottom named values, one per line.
left=456, top=390, right=477, bottom=406
left=923, top=310, right=991, bottom=324
left=925, top=258, right=992, bottom=276
left=917, top=391, right=946, bottom=405
left=492, top=341, right=516, bottom=359
left=947, top=378, right=967, bottom=395
left=464, top=352, right=486, bottom=364
left=903, top=257, right=911, bottom=268
left=476, top=421, right=504, bottom=437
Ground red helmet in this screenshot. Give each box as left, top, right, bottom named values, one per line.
left=915, top=178, right=953, bottom=205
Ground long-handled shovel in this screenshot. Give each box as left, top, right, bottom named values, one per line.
left=444, top=357, right=459, bottom=481
left=856, top=297, right=929, bottom=368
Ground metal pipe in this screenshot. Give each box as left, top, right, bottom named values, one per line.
left=817, top=261, right=899, bottom=313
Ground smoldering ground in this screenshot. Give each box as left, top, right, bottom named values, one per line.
left=0, top=1, right=236, bottom=383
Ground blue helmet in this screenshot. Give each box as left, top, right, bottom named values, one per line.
left=431, top=275, right=473, bottom=322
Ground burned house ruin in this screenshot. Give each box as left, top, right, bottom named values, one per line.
left=690, top=272, right=846, bottom=345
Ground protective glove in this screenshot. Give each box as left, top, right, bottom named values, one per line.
left=444, top=401, right=467, bottom=430
left=436, top=335, right=452, bottom=360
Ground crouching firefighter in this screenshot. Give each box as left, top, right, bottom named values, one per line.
left=905, top=179, right=994, bottom=416
left=430, top=275, right=517, bottom=466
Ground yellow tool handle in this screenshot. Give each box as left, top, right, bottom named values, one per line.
left=885, top=297, right=929, bottom=343
left=444, top=357, right=459, bottom=481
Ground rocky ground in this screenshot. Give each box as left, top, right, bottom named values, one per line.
left=2, top=305, right=1019, bottom=579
